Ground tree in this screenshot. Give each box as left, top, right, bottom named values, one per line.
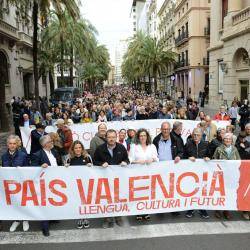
left=79, top=44, right=110, bottom=92
left=9, top=0, right=79, bottom=108
left=41, top=11, right=97, bottom=87
left=122, top=32, right=176, bottom=92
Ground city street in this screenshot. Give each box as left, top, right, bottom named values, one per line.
left=0, top=212, right=250, bottom=249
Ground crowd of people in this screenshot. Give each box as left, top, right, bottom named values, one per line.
left=1, top=86, right=250, bottom=237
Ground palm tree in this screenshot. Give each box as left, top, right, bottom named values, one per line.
left=9, top=0, right=79, bottom=108
left=79, top=44, right=110, bottom=92
left=122, top=32, right=176, bottom=92
left=41, top=11, right=97, bottom=87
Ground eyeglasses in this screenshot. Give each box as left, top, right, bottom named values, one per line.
left=193, top=134, right=201, bottom=136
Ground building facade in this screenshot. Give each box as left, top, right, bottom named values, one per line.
left=158, top=0, right=176, bottom=96
left=208, top=0, right=250, bottom=108
left=174, top=0, right=210, bottom=100
left=114, top=39, right=129, bottom=85
left=131, top=0, right=147, bottom=35
left=0, top=1, right=49, bottom=103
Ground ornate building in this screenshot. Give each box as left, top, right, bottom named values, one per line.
left=208, top=0, right=250, bottom=107
left=0, top=0, right=50, bottom=104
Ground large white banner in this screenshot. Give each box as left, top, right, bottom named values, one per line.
left=20, top=119, right=229, bottom=153
left=0, top=160, right=249, bottom=220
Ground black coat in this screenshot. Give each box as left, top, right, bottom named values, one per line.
left=93, top=142, right=129, bottom=166
left=30, top=130, right=48, bottom=154
left=153, top=132, right=184, bottom=159
left=184, top=139, right=210, bottom=159
left=31, top=148, right=62, bottom=166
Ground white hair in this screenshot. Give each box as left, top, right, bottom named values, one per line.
left=39, top=135, right=51, bottom=147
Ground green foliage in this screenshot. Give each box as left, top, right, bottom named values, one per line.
left=122, top=32, right=176, bottom=90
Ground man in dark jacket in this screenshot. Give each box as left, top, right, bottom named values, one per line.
left=184, top=128, right=210, bottom=219
left=93, top=129, right=129, bottom=229
left=170, top=121, right=184, bottom=149
left=1, top=135, right=29, bottom=232
left=30, top=123, right=47, bottom=155
left=153, top=122, right=184, bottom=163
left=31, top=135, right=62, bottom=237
left=239, top=100, right=250, bottom=131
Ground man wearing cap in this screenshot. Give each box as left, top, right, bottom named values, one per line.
left=30, top=123, right=47, bottom=155
left=55, top=119, right=73, bottom=162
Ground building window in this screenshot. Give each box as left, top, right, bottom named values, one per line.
left=186, top=3, right=189, bottom=10
left=182, top=7, right=184, bottom=13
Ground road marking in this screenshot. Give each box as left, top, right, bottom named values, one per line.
left=0, top=220, right=250, bottom=245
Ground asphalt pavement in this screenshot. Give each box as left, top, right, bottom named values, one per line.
left=0, top=212, right=249, bottom=250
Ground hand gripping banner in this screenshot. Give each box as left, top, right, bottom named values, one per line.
left=0, top=160, right=249, bottom=220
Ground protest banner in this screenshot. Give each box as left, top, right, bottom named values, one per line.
left=20, top=119, right=229, bottom=153
left=0, top=160, right=249, bottom=220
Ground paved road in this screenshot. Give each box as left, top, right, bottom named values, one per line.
left=0, top=212, right=249, bottom=250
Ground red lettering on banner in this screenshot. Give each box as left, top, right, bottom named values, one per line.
left=77, top=179, right=94, bottom=205
left=48, top=180, right=68, bottom=206
left=4, top=180, right=21, bottom=205
left=129, top=176, right=150, bottom=201
left=202, top=172, right=208, bottom=196
left=151, top=174, right=175, bottom=199
left=40, top=179, right=46, bottom=206
left=209, top=171, right=225, bottom=196
left=176, top=172, right=199, bottom=197
left=21, top=180, right=39, bottom=206
left=95, top=178, right=112, bottom=204
left=114, top=178, right=127, bottom=203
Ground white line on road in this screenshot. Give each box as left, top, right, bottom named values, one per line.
left=0, top=221, right=250, bottom=245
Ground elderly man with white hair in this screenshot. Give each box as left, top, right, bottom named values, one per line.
left=31, top=134, right=62, bottom=237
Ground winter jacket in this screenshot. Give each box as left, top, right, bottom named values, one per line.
left=93, top=142, right=129, bottom=166
left=1, top=150, right=29, bottom=167
left=89, top=133, right=106, bottom=158
left=57, top=126, right=73, bottom=154
left=153, top=132, right=184, bottom=159
left=30, top=129, right=48, bottom=154
left=213, top=145, right=240, bottom=160
left=184, top=139, right=210, bottom=159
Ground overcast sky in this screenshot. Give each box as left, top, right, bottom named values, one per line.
left=80, top=0, right=133, bottom=64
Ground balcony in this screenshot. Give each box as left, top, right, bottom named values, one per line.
left=0, top=19, right=19, bottom=41
left=203, top=57, right=209, bottom=66
left=17, top=31, right=33, bottom=47
left=174, top=59, right=190, bottom=70
left=175, top=31, right=189, bottom=46
left=232, top=7, right=250, bottom=26
left=204, top=27, right=210, bottom=37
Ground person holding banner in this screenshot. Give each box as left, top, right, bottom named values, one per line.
left=213, top=132, right=242, bottom=220
left=129, top=128, right=159, bottom=221
left=184, top=128, right=210, bottom=219
left=153, top=122, right=184, bottom=163
left=69, top=140, right=93, bottom=229
left=93, top=129, right=129, bottom=228
left=31, top=135, right=62, bottom=236
left=1, top=135, right=29, bottom=232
